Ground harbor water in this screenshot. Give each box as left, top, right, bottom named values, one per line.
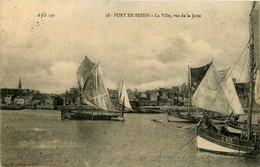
left=1, top=109, right=260, bottom=167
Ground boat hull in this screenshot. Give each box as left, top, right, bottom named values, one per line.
left=226, top=124, right=242, bottom=134
left=0, top=104, right=24, bottom=110
left=228, top=121, right=260, bottom=134
left=168, top=111, right=200, bottom=123
left=197, top=126, right=256, bottom=156
left=111, top=117, right=125, bottom=121
left=61, top=109, right=124, bottom=121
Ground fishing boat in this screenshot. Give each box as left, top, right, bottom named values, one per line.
left=168, top=62, right=210, bottom=123
left=196, top=2, right=259, bottom=156
left=195, top=62, right=257, bottom=155
left=61, top=56, right=124, bottom=121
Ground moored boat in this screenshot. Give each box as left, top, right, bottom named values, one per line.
left=195, top=61, right=258, bottom=155
left=197, top=125, right=256, bottom=156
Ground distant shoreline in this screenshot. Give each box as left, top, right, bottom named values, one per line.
left=1, top=104, right=260, bottom=113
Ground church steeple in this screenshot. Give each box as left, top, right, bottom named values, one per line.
left=18, top=78, right=22, bottom=89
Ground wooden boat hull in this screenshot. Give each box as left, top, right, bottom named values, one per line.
left=223, top=121, right=244, bottom=134
left=168, top=111, right=201, bottom=123
left=169, top=110, right=228, bottom=124
left=225, top=124, right=242, bottom=134
left=0, top=105, right=24, bottom=110
left=61, top=109, right=124, bottom=121
left=227, top=121, right=260, bottom=134
left=111, top=117, right=125, bottom=121
left=197, top=126, right=256, bottom=156
left=131, top=107, right=162, bottom=114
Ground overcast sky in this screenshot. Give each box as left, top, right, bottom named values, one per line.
left=0, top=0, right=254, bottom=93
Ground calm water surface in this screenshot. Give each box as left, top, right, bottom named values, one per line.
left=1, top=109, right=260, bottom=167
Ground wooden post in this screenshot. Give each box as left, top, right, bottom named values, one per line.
left=167, top=111, right=169, bottom=122
left=63, top=95, right=66, bottom=106
left=77, top=96, right=80, bottom=113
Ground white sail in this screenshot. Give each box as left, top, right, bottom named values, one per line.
left=77, top=56, right=115, bottom=111
left=217, top=69, right=245, bottom=115
left=117, top=80, right=132, bottom=109
left=192, top=63, right=231, bottom=115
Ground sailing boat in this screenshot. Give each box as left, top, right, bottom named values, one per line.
left=61, top=56, right=124, bottom=121
left=168, top=62, right=226, bottom=123
left=111, top=80, right=132, bottom=121
left=196, top=62, right=257, bottom=155
left=196, top=2, right=259, bottom=155
left=117, top=79, right=133, bottom=111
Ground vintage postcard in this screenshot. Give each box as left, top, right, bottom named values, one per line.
left=0, top=0, right=259, bottom=167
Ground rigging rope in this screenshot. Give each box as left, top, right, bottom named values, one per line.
left=206, top=37, right=252, bottom=111
left=238, top=46, right=250, bottom=83
left=231, top=47, right=249, bottom=112
left=179, top=134, right=197, bottom=150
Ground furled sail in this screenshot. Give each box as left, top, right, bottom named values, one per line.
left=250, top=2, right=259, bottom=105
left=192, top=63, right=231, bottom=115
left=217, top=69, right=244, bottom=115
left=117, top=80, right=132, bottom=109
left=77, top=56, right=115, bottom=111
left=190, top=62, right=212, bottom=95
left=256, top=71, right=260, bottom=105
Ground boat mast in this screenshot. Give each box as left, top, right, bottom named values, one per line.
left=247, top=2, right=256, bottom=138
left=121, top=96, right=125, bottom=118
left=188, top=65, right=191, bottom=115
left=247, top=38, right=254, bottom=138
left=78, top=81, right=81, bottom=113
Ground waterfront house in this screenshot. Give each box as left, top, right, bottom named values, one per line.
left=139, top=92, right=148, bottom=100
left=108, top=89, right=118, bottom=106
left=150, top=90, right=159, bottom=101
left=45, top=98, right=54, bottom=105
left=4, top=95, right=13, bottom=105
left=127, top=89, right=136, bottom=101
left=17, top=98, right=25, bottom=105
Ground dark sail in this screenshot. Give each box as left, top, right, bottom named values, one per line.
left=77, top=56, right=96, bottom=90
left=190, top=62, right=212, bottom=95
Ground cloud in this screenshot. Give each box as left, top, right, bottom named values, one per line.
left=39, top=61, right=78, bottom=93
left=157, top=37, right=188, bottom=64
left=131, top=77, right=184, bottom=90
left=0, top=1, right=253, bottom=93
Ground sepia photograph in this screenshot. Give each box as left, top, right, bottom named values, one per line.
left=0, top=0, right=259, bottom=166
